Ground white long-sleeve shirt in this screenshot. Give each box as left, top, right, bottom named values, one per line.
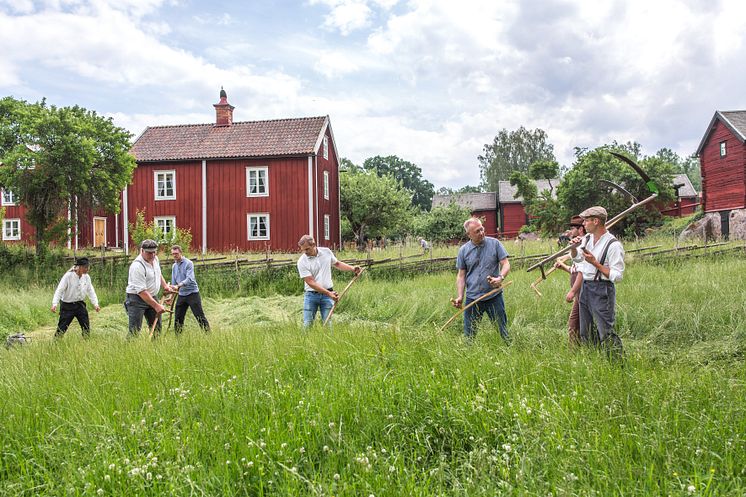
left=572, top=231, right=625, bottom=283
left=125, top=254, right=162, bottom=296
left=52, top=269, right=99, bottom=307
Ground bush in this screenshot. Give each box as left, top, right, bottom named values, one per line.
left=128, top=209, right=193, bottom=251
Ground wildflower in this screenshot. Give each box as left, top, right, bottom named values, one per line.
left=333, top=473, right=340, bottom=481
left=323, top=445, right=330, bottom=452
left=299, top=447, right=306, bottom=454
left=97, top=490, right=104, bottom=496
left=104, top=475, right=110, bottom=482
left=688, top=485, right=696, bottom=493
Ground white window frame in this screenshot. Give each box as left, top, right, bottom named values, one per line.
left=323, top=136, right=329, bottom=160
left=3, top=219, right=21, bottom=241
left=323, top=171, right=330, bottom=200
left=246, top=166, right=269, bottom=197
left=247, top=213, right=270, bottom=240
left=154, top=216, right=176, bottom=238
left=720, top=141, right=727, bottom=157
left=154, top=170, right=176, bottom=200
left=1, top=189, right=17, bottom=206
left=324, top=214, right=330, bottom=241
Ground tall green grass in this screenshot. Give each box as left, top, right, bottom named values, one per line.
left=1, top=254, right=745, bottom=495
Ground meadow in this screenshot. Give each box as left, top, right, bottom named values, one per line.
left=0, top=240, right=745, bottom=496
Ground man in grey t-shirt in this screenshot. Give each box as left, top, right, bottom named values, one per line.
left=453, top=218, right=511, bottom=340
left=297, top=235, right=361, bottom=327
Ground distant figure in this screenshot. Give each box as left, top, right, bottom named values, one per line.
left=570, top=206, right=625, bottom=356
left=452, top=218, right=511, bottom=341
left=51, top=257, right=100, bottom=338
left=296, top=235, right=361, bottom=327
left=124, top=239, right=173, bottom=337
left=419, top=237, right=430, bottom=253
left=170, top=245, right=210, bottom=334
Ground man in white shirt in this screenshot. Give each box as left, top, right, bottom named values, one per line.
left=124, top=239, right=173, bottom=337
left=570, top=206, right=625, bottom=354
left=51, top=257, right=100, bottom=338
left=296, top=234, right=361, bottom=327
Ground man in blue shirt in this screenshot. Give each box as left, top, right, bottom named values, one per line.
left=170, top=245, right=210, bottom=334
left=454, top=218, right=511, bottom=340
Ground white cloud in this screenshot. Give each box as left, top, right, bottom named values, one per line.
left=311, top=0, right=372, bottom=35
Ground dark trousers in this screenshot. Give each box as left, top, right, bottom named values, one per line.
left=125, top=293, right=161, bottom=337
left=463, top=292, right=509, bottom=341
left=578, top=280, right=623, bottom=353
left=55, top=301, right=90, bottom=338
left=174, top=292, right=210, bottom=333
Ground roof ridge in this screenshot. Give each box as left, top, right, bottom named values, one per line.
left=145, top=116, right=327, bottom=130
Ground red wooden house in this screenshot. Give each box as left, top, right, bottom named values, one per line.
left=431, top=192, right=498, bottom=234
left=696, top=110, right=746, bottom=238
left=122, top=89, right=341, bottom=253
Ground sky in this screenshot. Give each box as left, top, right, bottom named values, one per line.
left=1, top=0, right=745, bottom=189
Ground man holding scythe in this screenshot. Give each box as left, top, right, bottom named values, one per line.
left=453, top=218, right=511, bottom=341
left=570, top=206, right=625, bottom=354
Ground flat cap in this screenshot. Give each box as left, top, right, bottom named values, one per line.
left=568, top=215, right=584, bottom=227
left=578, top=206, right=608, bottom=220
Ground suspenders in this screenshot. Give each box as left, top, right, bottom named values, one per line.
left=593, top=237, right=618, bottom=281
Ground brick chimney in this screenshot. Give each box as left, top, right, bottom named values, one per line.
left=213, top=87, right=234, bottom=126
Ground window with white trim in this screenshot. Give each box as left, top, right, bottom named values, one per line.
left=1, top=189, right=17, bottom=206
left=154, top=216, right=176, bottom=239
left=247, top=213, right=270, bottom=240
left=3, top=219, right=20, bottom=241
left=324, top=214, right=330, bottom=240
left=246, top=167, right=269, bottom=196
left=323, top=136, right=329, bottom=160
left=720, top=141, right=727, bottom=157
left=154, top=170, right=176, bottom=200
left=323, top=171, right=330, bottom=200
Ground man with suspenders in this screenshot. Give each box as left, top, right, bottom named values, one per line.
left=124, top=239, right=174, bottom=337
left=570, top=206, right=625, bottom=354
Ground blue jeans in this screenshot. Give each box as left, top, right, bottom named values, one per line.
left=463, top=292, right=508, bottom=341
left=303, top=291, right=334, bottom=327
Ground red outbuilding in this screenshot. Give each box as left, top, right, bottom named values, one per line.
left=696, top=110, right=746, bottom=237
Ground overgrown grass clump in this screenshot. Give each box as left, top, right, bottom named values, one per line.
left=0, top=254, right=745, bottom=495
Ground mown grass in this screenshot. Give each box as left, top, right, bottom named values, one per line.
left=0, top=253, right=745, bottom=495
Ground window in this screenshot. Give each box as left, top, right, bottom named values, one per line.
left=1, top=189, right=16, bottom=206
left=154, top=216, right=176, bottom=239
left=246, top=167, right=269, bottom=196
left=323, top=136, right=329, bottom=160
left=324, top=214, right=330, bottom=240
left=155, top=170, right=176, bottom=200
left=2, top=219, right=20, bottom=241
left=720, top=141, right=727, bottom=157
left=323, top=171, right=330, bottom=200
left=247, top=213, right=270, bottom=240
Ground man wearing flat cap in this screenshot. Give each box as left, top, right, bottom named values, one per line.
left=570, top=206, right=625, bottom=354
left=554, top=215, right=587, bottom=345
left=124, top=239, right=173, bottom=337
left=51, top=257, right=100, bottom=338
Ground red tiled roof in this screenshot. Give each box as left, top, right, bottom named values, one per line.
left=130, top=116, right=328, bottom=161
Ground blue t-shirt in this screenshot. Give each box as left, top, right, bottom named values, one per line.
left=456, top=237, right=509, bottom=300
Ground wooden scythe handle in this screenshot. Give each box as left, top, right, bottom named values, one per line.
left=322, top=268, right=365, bottom=326
left=530, top=254, right=571, bottom=296
left=440, top=280, right=514, bottom=332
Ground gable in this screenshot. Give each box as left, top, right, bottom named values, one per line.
left=696, top=110, right=746, bottom=156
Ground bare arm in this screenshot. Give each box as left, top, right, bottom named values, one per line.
left=566, top=272, right=583, bottom=303
left=138, top=289, right=165, bottom=313
left=302, top=276, right=339, bottom=301
left=333, top=261, right=362, bottom=275
left=454, top=269, right=466, bottom=308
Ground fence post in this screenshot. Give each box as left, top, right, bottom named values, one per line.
left=235, top=253, right=241, bottom=292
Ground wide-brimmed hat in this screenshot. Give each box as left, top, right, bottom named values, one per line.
left=578, top=206, right=608, bottom=221
left=141, top=239, right=158, bottom=253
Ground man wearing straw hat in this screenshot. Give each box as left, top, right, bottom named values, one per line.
left=453, top=217, right=511, bottom=341
left=124, top=239, right=173, bottom=337
left=570, top=206, right=625, bottom=354
left=51, top=257, right=100, bottom=338
left=296, top=234, right=361, bottom=327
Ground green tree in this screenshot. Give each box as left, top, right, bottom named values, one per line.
left=653, top=148, right=701, bottom=191
left=436, top=185, right=481, bottom=196
left=478, top=127, right=556, bottom=192
left=0, top=97, right=136, bottom=255
left=340, top=169, right=413, bottom=250
left=557, top=143, right=676, bottom=236
left=363, top=155, right=435, bottom=211
left=413, top=202, right=472, bottom=243
left=340, top=157, right=362, bottom=173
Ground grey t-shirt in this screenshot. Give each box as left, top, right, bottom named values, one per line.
left=456, top=237, right=509, bottom=300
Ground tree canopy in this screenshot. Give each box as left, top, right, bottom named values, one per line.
left=413, top=202, right=472, bottom=243
left=340, top=169, right=413, bottom=249
left=362, top=155, right=435, bottom=211
left=478, top=127, right=556, bottom=192
left=0, top=97, right=136, bottom=255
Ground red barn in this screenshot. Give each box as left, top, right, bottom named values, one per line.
left=696, top=110, right=746, bottom=238
left=497, top=179, right=557, bottom=237
left=431, top=192, right=498, bottom=234
left=659, top=173, right=699, bottom=217
left=123, top=89, right=341, bottom=253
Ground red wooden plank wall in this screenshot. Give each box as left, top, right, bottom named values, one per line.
left=500, top=203, right=528, bottom=238
left=701, top=121, right=746, bottom=212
